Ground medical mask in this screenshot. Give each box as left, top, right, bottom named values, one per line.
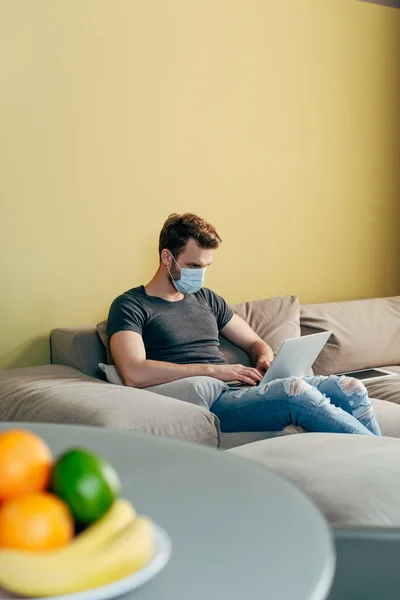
left=168, top=253, right=205, bottom=294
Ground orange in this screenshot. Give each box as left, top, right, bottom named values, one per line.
left=0, top=492, right=74, bottom=551
left=0, top=429, right=53, bottom=501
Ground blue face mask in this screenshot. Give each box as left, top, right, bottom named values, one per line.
left=168, top=253, right=205, bottom=294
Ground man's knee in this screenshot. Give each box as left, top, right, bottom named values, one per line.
left=190, top=376, right=228, bottom=405
left=283, top=378, right=330, bottom=408
left=147, top=376, right=227, bottom=408
left=337, top=375, right=367, bottom=397
left=283, top=378, right=313, bottom=397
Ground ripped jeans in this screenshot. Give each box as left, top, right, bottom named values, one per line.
left=210, top=375, right=381, bottom=436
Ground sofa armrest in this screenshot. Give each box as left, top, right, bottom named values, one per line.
left=51, top=326, right=106, bottom=380
left=0, top=365, right=220, bottom=447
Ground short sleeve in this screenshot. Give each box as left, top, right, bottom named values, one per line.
left=107, top=293, right=147, bottom=339
left=204, top=289, right=234, bottom=331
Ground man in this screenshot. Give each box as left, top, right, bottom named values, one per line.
left=108, top=213, right=380, bottom=436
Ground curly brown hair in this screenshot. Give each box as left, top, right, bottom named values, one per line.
left=159, top=213, right=221, bottom=259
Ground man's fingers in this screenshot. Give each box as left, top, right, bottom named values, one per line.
left=238, top=368, right=262, bottom=382
left=237, top=375, right=257, bottom=386
left=231, top=365, right=262, bottom=384
left=247, top=368, right=263, bottom=381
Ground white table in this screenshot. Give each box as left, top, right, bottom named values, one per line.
left=0, top=423, right=335, bottom=600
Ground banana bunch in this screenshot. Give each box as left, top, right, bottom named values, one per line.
left=0, top=499, right=156, bottom=597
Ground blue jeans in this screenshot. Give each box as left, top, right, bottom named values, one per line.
left=210, top=375, right=381, bottom=436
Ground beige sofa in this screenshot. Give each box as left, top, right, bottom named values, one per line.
left=1, top=294, right=400, bottom=525
left=51, top=294, right=400, bottom=445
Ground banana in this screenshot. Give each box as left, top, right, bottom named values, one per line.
left=62, top=497, right=136, bottom=555
left=0, top=515, right=155, bottom=597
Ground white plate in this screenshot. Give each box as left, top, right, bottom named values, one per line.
left=0, top=523, right=172, bottom=600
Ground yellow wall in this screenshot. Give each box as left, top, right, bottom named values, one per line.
left=1, top=0, right=400, bottom=368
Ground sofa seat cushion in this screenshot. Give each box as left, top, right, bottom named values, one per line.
left=0, top=365, right=219, bottom=447
left=371, top=397, right=400, bottom=438
left=219, top=427, right=304, bottom=450
left=230, top=433, right=400, bottom=526
left=365, top=367, right=400, bottom=405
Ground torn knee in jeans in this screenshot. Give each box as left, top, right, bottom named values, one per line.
left=353, top=404, right=375, bottom=421
left=338, top=376, right=366, bottom=397
left=283, top=378, right=313, bottom=397
left=284, top=378, right=333, bottom=409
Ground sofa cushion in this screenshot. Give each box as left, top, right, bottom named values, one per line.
left=230, top=433, right=400, bottom=526
left=97, top=320, right=113, bottom=364
left=0, top=365, right=220, bottom=447
left=365, top=367, right=400, bottom=406
left=99, top=362, right=123, bottom=385
left=219, top=427, right=305, bottom=450
left=300, top=296, right=400, bottom=375
left=369, top=397, right=400, bottom=437
left=51, top=326, right=107, bottom=379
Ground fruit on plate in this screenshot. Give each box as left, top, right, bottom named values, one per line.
left=0, top=429, right=52, bottom=501
left=0, top=511, right=155, bottom=597
left=51, top=448, right=121, bottom=524
left=56, top=497, right=136, bottom=557
left=0, top=492, right=74, bottom=551
left=0, top=496, right=134, bottom=556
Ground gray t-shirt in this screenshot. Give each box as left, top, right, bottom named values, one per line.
left=107, top=285, right=234, bottom=365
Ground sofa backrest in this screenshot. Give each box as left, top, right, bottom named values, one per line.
left=301, top=296, right=400, bottom=374
left=51, top=295, right=400, bottom=379
left=220, top=295, right=301, bottom=364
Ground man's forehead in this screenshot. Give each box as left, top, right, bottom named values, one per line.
left=181, top=240, right=213, bottom=263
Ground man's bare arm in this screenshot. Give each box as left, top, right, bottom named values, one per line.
left=110, top=330, right=262, bottom=388
left=220, top=314, right=274, bottom=373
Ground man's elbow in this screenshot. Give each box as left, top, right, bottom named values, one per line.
left=122, top=374, right=138, bottom=388
left=124, top=377, right=148, bottom=389
left=120, top=366, right=149, bottom=389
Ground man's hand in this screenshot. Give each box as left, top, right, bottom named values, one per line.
left=209, top=364, right=263, bottom=386
left=255, top=358, right=272, bottom=375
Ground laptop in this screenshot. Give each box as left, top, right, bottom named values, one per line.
left=229, top=331, right=332, bottom=388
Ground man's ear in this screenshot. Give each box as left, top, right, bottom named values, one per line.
left=160, top=249, right=171, bottom=267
